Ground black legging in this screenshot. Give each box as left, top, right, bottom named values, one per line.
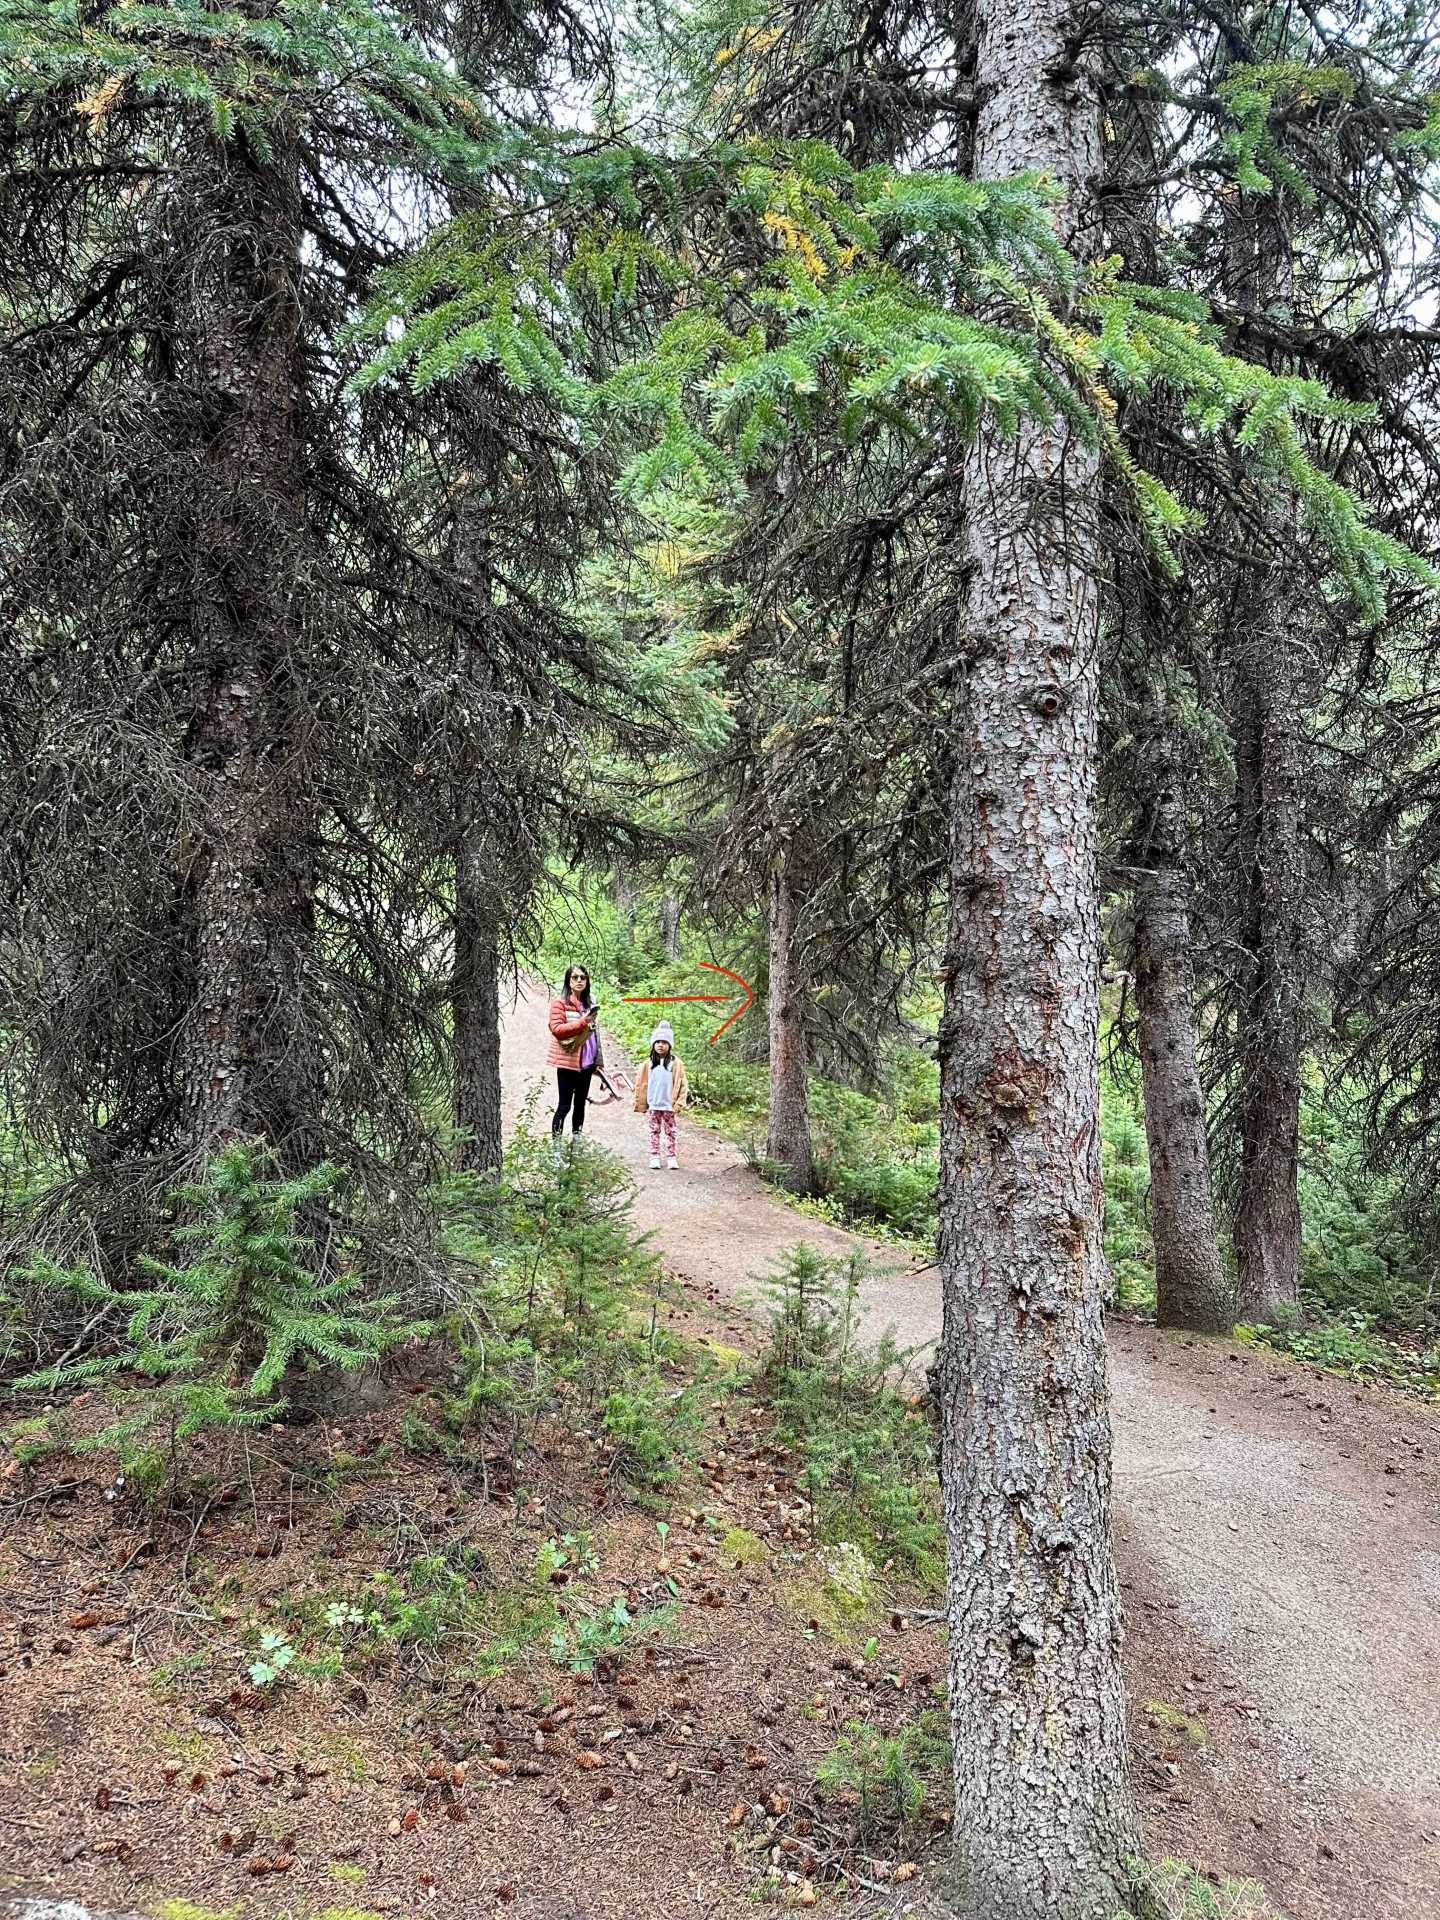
left=552, top=1065, right=595, bottom=1136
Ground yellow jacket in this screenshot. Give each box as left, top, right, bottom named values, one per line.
left=632, top=1056, right=689, bottom=1112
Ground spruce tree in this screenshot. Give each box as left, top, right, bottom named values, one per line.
left=1098, top=2, right=1440, bottom=1325
left=0, top=0, right=617, bottom=1252
left=16, top=1142, right=417, bottom=1496
left=926, top=3, right=1142, bottom=1907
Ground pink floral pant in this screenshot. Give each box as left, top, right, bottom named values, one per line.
left=647, top=1109, right=678, bottom=1159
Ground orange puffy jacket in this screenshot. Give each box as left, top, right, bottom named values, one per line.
left=546, top=994, right=602, bottom=1070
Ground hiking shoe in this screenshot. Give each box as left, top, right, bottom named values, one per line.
left=649, top=1154, right=662, bottom=1170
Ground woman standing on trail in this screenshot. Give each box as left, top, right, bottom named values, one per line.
left=547, top=963, right=604, bottom=1139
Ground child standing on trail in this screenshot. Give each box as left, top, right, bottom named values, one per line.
left=632, top=1021, right=688, bottom=1170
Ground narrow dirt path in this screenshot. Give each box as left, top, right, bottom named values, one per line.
left=506, top=981, right=1440, bottom=1919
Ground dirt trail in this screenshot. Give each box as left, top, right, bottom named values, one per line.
left=507, top=981, right=1440, bottom=1920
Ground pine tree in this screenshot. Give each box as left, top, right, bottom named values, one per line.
left=1098, top=2, right=1440, bottom=1326
left=928, top=3, right=1141, bottom=1907
left=16, top=1142, right=418, bottom=1495
left=1120, top=617, right=1233, bottom=1332
left=0, top=0, right=619, bottom=1253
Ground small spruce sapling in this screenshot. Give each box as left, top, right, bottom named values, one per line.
left=15, top=1142, right=422, bottom=1497
left=753, top=1242, right=941, bottom=1575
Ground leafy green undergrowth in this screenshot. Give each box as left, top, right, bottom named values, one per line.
left=251, top=1530, right=678, bottom=1688
left=1099, top=1055, right=1440, bottom=1391
left=5, top=1108, right=740, bottom=1706
left=6, top=1113, right=717, bottom=1502
left=549, top=1592, right=678, bottom=1674
left=1236, top=1310, right=1440, bottom=1401
left=754, top=1242, right=942, bottom=1584
left=7, top=1144, right=425, bottom=1505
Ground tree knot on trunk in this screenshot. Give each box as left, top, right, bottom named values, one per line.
left=951, top=869, right=1000, bottom=904
left=1027, top=680, right=1068, bottom=719
left=1057, top=1211, right=1088, bottom=1261
left=979, top=1055, right=1049, bottom=1123
left=1006, top=1614, right=1046, bottom=1666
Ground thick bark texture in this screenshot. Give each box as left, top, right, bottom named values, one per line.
left=183, top=118, right=314, bottom=1162
left=766, top=852, right=815, bottom=1195
left=659, top=893, right=682, bottom=961
left=1133, top=680, right=1232, bottom=1332
left=1233, top=634, right=1304, bottom=1320
left=934, top=5, right=1140, bottom=1914
left=453, top=825, right=504, bottom=1176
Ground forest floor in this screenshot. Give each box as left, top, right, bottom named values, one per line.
left=0, top=984, right=1436, bottom=1920
left=507, top=983, right=1440, bottom=1920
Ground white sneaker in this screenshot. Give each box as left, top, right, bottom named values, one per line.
left=667, top=1157, right=679, bottom=1171
left=649, top=1155, right=661, bottom=1170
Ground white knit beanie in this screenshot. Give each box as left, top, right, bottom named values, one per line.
left=651, top=1021, right=674, bottom=1046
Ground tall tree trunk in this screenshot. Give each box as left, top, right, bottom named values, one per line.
left=659, top=893, right=682, bottom=961
left=453, top=823, right=504, bottom=1176
left=447, top=479, right=506, bottom=1179
left=1133, top=672, right=1231, bottom=1332
left=1224, top=191, right=1304, bottom=1323
left=183, top=114, right=314, bottom=1164
left=766, top=849, right=815, bottom=1195
left=614, top=869, right=638, bottom=944
left=1233, top=626, right=1304, bottom=1319
left=933, top=4, right=1139, bottom=1913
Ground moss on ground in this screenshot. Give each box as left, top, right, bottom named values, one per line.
left=698, top=1339, right=750, bottom=1369
left=720, top=1526, right=768, bottom=1565
left=784, top=1543, right=880, bottom=1640
left=1145, top=1699, right=1209, bottom=1746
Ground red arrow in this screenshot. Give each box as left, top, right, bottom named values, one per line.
left=697, top=961, right=754, bottom=1043
left=621, top=962, right=754, bottom=1044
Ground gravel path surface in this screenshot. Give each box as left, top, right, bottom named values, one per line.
left=509, top=979, right=1440, bottom=1919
